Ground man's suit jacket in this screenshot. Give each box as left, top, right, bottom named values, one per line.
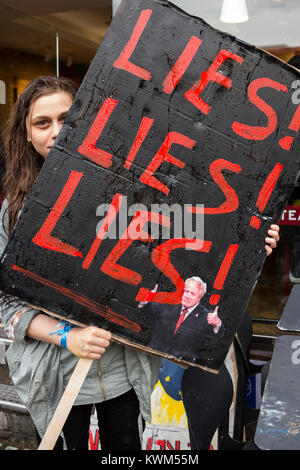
left=146, top=302, right=224, bottom=362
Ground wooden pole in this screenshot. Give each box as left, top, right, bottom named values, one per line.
left=38, top=357, right=93, bottom=450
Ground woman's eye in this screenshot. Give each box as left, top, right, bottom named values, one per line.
left=35, top=120, right=49, bottom=128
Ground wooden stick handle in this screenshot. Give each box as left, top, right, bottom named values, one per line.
left=38, top=357, right=93, bottom=450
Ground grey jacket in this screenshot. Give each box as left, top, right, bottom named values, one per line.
left=0, top=199, right=161, bottom=437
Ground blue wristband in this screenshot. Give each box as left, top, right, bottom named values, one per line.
left=60, top=330, right=70, bottom=349
left=49, top=321, right=72, bottom=349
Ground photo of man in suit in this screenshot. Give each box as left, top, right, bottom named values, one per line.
left=138, top=276, right=224, bottom=362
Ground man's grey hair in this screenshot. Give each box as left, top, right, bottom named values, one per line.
left=185, top=276, right=207, bottom=295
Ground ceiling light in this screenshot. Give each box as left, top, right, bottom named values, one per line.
left=220, top=0, right=249, bottom=23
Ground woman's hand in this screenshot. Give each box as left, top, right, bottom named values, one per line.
left=265, top=224, right=280, bottom=256
left=67, top=326, right=111, bottom=359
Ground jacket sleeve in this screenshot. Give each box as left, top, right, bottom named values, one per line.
left=0, top=199, right=41, bottom=343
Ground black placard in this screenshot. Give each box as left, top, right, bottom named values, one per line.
left=1, top=0, right=300, bottom=371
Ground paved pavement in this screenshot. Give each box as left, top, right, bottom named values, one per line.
left=0, top=412, right=100, bottom=450
left=0, top=431, right=37, bottom=450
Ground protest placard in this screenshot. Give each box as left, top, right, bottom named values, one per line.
left=1, top=0, right=300, bottom=371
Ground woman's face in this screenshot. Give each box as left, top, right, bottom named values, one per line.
left=26, top=91, right=72, bottom=159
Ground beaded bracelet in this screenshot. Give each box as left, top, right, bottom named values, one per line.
left=49, top=321, right=72, bottom=349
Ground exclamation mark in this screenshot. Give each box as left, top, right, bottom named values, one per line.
left=209, top=244, right=239, bottom=305
left=249, top=163, right=283, bottom=230
left=279, top=103, right=300, bottom=151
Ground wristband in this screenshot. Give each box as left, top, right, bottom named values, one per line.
left=49, top=321, right=72, bottom=349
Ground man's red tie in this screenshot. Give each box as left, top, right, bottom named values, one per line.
left=174, top=308, right=188, bottom=334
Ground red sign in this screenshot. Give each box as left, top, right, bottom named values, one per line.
left=279, top=205, right=300, bottom=225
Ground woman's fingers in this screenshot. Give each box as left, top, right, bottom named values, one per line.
left=267, top=225, right=280, bottom=241
left=264, top=244, right=273, bottom=256
left=265, top=236, right=276, bottom=248
left=265, top=224, right=280, bottom=256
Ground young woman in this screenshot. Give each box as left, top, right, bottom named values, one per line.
left=0, top=76, right=161, bottom=450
